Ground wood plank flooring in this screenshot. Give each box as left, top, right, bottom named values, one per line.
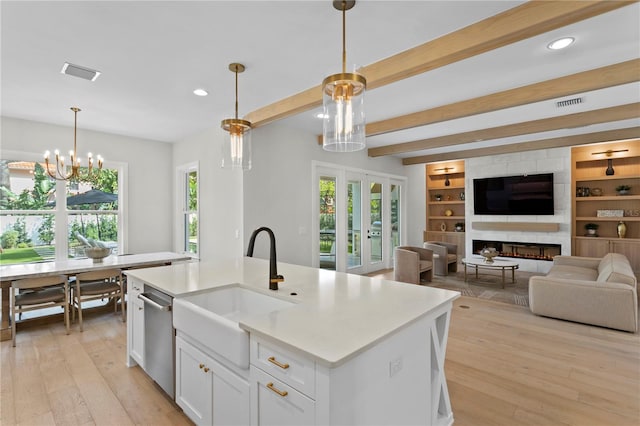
left=2, top=296, right=639, bottom=425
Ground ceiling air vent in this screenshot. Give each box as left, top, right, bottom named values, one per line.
left=61, top=62, right=101, bottom=81
left=556, top=97, right=583, bottom=108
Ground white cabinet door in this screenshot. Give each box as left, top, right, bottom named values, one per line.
left=211, top=356, right=250, bottom=426
left=176, top=336, right=250, bottom=426
left=176, top=336, right=213, bottom=425
left=127, top=278, right=144, bottom=367
left=251, top=366, right=315, bottom=426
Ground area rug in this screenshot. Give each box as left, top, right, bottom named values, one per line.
left=369, top=269, right=542, bottom=307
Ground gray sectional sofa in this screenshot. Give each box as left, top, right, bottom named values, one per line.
left=529, top=253, right=638, bottom=332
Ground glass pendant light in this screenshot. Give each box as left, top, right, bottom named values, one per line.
left=221, top=63, right=252, bottom=170
left=322, top=0, right=366, bottom=152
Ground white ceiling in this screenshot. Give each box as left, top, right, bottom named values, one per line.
left=2, top=1, right=639, bottom=160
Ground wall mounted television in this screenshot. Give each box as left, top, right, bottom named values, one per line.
left=473, top=173, right=554, bottom=215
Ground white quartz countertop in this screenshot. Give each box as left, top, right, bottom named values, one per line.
left=125, top=257, right=460, bottom=367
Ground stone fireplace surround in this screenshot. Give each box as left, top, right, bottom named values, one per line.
left=465, top=148, right=572, bottom=274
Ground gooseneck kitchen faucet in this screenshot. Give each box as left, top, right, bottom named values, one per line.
left=246, top=226, right=284, bottom=290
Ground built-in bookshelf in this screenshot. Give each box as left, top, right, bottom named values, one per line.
left=571, top=140, right=640, bottom=272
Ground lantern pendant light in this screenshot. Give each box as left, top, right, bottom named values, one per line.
left=221, top=63, right=252, bottom=170
left=322, top=0, right=366, bottom=152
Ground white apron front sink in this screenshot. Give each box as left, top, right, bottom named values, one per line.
left=173, top=285, right=295, bottom=369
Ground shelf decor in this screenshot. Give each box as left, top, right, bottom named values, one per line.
left=616, top=185, right=631, bottom=195
left=597, top=209, right=624, bottom=217
left=617, top=221, right=627, bottom=238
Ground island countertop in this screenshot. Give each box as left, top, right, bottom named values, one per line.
left=125, top=257, right=460, bottom=367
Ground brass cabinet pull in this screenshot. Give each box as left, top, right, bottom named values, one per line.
left=199, top=364, right=204, bottom=369
left=267, top=356, right=289, bottom=370
left=266, top=382, right=288, bottom=397
left=204, top=367, right=210, bottom=373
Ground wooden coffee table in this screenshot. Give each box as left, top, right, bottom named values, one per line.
left=461, top=257, right=519, bottom=288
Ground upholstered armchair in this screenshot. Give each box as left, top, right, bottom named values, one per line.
left=393, top=246, right=433, bottom=285
left=423, top=241, right=458, bottom=276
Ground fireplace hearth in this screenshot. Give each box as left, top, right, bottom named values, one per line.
left=473, top=240, right=560, bottom=261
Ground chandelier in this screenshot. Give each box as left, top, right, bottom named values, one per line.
left=221, top=63, right=252, bottom=170
left=322, top=0, right=366, bottom=152
left=44, top=107, right=102, bottom=181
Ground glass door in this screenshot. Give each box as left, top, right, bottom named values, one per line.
left=318, top=175, right=337, bottom=270
left=314, top=163, right=405, bottom=275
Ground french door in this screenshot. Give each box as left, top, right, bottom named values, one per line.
left=314, top=163, right=405, bottom=275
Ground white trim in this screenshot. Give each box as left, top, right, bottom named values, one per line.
left=1, top=149, right=127, bottom=260
left=312, top=161, right=407, bottom=273
left=175, top=161, right=199, bottom=259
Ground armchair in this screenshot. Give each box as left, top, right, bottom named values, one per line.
left=423, top=241, right=458, bottom=276
left=394, top=246, right=433, bottom=285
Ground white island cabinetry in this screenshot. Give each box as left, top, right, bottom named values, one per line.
left=175, top=335, right=249, bottom=426
left=126, top=277, right=145, bottom=368
left=249, top=302, right=454, bottom=426
left=124, top=258, right=459, bottom=426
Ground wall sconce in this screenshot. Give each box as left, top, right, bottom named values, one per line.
left=435, top=167, right=454, bottom=186
left=591, top=149, right=629, bottom=176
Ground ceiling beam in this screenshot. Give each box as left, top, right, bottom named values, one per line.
left=366, top=59, right=640, bottom=138
left=369, top=102, right=639, bottom=157
left=401, top=127, right=640, bottom=165
left=245, top=0, right=633, bottom=128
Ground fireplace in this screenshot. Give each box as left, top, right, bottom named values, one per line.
left=472, top=240, right=561, bottom=261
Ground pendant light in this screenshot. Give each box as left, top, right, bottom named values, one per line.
left=322, top=0, right=366, bottom=152
left=221, top=63, right=252, bottom=170
left=43, top=107, right=103, bottom=181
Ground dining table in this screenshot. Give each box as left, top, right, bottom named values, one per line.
left=0, top=251, right=193, bottom=341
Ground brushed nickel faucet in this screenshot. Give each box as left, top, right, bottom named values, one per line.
left=246, top=227, right=284, bottom=290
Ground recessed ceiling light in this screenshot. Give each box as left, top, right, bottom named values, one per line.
left=193, top=88, right=208, bottom=96
left=547, top=37, right=575, bottom=50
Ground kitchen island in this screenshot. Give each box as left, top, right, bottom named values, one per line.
left=125, top=257, right=459, bottom=426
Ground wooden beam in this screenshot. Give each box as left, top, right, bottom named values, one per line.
left=245, top=0, right=633, bottom=128
left=401, top=127, right=640, bottom=165
left=370, top=103, right=640, bottom=157
left=366, top=59, right=640, bottom=137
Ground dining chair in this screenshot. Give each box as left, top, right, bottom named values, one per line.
left=11, top=274, right=70, bottom=347
left=72, top=268, right=125, bottom=331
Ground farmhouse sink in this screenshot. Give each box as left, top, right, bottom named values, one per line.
left=173, top=285, right=295, bottom=369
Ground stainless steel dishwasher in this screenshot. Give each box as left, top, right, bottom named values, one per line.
left=138, top=285, right=175, bottom=399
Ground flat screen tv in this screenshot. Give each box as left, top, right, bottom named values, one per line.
left=473, top=173, right=554, bottom=215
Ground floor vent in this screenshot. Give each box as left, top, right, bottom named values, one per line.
left=556, top=97, right=583, bottom=108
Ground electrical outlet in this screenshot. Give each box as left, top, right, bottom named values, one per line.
left=389, top=357, right=403, bottom=378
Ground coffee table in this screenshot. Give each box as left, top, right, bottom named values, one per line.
left=461, top=257, right=519, bottom=288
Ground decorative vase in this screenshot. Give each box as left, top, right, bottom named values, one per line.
left=617, top=189, right=629, bottom=196
left=617, top=221, right=627, bottom=238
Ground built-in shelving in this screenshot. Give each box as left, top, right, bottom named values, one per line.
left=571, top=140, right=640, bottom=272
left=425, top=160, right=465, bottom=259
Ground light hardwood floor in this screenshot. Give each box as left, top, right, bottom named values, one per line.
left=2, top=297, right=638, bottom=425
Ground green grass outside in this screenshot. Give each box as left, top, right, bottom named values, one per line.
left=0, top=247, right=44, bottom=264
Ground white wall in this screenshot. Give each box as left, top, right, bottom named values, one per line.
left=171, top=127, right=244, bottom=261
left=243, top=121, right=410, bottom=266
left=1, top=116, right=174, bottom=254
left=404, top=163, right=427, bottom=247
left=466, top=148, right=572, bottom=273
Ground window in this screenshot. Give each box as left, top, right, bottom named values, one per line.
left=0, top=155, right=123, bottom=265
left=177, top=162, right=198, bottom=257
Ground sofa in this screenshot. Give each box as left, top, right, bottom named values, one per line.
left=529, top=253, right=638, bottom=332
left=394, top=246, right=433, bottom=285
left=423, top=241, right=458, bottom=276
